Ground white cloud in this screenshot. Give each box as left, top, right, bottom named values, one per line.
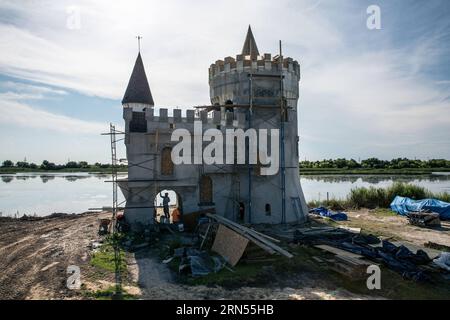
left=0, top=99, right=107, bottom=134
left=0, top=81, right=67, bottom=100
left=0, top=0, right=449, bottom=160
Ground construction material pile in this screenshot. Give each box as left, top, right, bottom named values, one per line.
left=293, top=227, right=442, bottom=282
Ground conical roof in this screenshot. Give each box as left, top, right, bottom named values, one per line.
left=241, top=25, right=259, bottom=57
left=122, top=53, right=154, bottom=105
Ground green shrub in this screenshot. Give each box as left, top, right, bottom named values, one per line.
left=348, top=186, right=388, bottom=209
left=386, top=182, right=427, bottom=202
left=310, top=182, right=450, bottom=210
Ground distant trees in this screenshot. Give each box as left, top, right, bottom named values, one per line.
left=1, top=157, right=449, bottom=171
left=2, top=160, right=13, bottom=167
left=0, top=160, right=123, bottom=171
left=300, top=158, right=450, bottom=169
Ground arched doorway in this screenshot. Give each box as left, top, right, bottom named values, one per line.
left=154, top=189, right=182, bottom=224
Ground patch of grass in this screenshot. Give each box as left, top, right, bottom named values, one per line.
left=307, top=199, right=348, bottom=211
left=83, top=285, right=136, bottom=300
left=371, top=208, right=397, bottom=217
left=91, top=242, right=127, bottom=273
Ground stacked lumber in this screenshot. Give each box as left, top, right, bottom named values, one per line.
left=315, top=244, right=374, bottom=279
left=207, top=214, right=293, bottom=258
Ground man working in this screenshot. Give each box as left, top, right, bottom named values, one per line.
left=159, top=191, right=171, bottom=222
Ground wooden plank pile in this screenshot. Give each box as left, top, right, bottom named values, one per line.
left=315, top=244, right=374, bottom=279
left=206, top=214, right=294, bottom=264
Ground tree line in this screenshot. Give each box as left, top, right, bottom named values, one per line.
left=2, top=158, right=449, bottom=170
left=1, top=160, right=125, bottom=170
left=300, top=158, right=450, bottom=169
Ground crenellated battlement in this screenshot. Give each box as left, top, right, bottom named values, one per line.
left=123, top=107, right=246, bottom=134
left=208, top=54, right=300, bottom=80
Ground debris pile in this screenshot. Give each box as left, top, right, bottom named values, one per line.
left=160, top=213, right=294, bottom=277
left=309, top=207, right=348, bottom=221
left=293, top=225, right=446, bottom=282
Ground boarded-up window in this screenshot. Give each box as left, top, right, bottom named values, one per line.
left=199, top=175, right=213, bottom=204
left=129, top=112, right=147, bottom=132
left=161, top=147, right=173, bottom=175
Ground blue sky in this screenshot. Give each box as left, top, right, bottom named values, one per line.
left=0, top=0, right=449, bottom=164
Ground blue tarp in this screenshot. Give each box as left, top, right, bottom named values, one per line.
left=390, top=196, right=450, bottom=221
left=309, top=207, right=348, bottom=221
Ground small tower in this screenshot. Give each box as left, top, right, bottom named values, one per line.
left=122, top=52, right=154, bottom=111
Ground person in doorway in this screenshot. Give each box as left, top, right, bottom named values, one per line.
left=171, top=207, right=181, bottom=224
left=239, top=202, right=245, bottom=221
left=159, top=192, right=170, bottom=221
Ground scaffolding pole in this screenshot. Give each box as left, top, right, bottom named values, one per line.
left=279, top=40, right=286, bottom=224
left=247, top=73, right=253, bottom=224
left=108, top=123, right=122, bottom=298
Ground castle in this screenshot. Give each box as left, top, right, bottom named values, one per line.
left=118, top=26, right=308, bottom=228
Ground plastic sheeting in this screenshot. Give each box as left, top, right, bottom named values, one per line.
left=433, top=252, right=450, bottom=272
left=309, top=207, right=348, bottom=221
left=390, top=196, right=450, bottom=220
left=176, top=247, right=226, bottom=277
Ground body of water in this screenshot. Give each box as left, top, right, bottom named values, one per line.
left=1, top=172, right=449, bottom=217
left=0, top=172, right=125, bottom=217
left=301, top=174, right=450, bottom=202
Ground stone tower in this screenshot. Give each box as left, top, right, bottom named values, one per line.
left=208, top=25, right=308, bottom=223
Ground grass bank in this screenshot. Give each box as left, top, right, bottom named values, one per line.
left=300, top=168, right=450, bottom=175
left=0, top=167, right=127, bottom=174
left=308, top=182, right=450, bottom=210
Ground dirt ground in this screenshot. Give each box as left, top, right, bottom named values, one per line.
left=339, top=209, right=450, bottom=249
left=0, top=212, right=109, bottom=299
left=0, top=209, right=448, bottom=300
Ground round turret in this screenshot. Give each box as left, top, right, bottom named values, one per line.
left=208, top=26, right=300, bottom=109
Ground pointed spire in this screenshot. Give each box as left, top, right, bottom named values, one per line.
left=241, top=25, right=259, bottom=57
left=122, top=52, right=154, bottom=105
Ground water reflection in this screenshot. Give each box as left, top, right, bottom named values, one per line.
left=0, top=172, right=125, bottom=217
left=40, top=175, right=56, bottom=183
left=302, top=174, right=450, bottom=184
left=1, top=176, right=13, bottom=183
left=0, top=172, right=449, bottom=216
left=300, top=174, right=450, bottom=202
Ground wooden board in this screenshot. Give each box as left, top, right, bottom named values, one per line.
left=207, top=214, right=293, bottom=258
left=315, top=245, right=365, bottom=260
left=212, top=224, right=249, bottom=266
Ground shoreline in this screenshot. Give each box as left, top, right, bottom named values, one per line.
left=1, top=168, right=449, bottom=175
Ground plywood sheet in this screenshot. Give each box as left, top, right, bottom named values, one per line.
left=212, top=224, right=249, bottom=266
